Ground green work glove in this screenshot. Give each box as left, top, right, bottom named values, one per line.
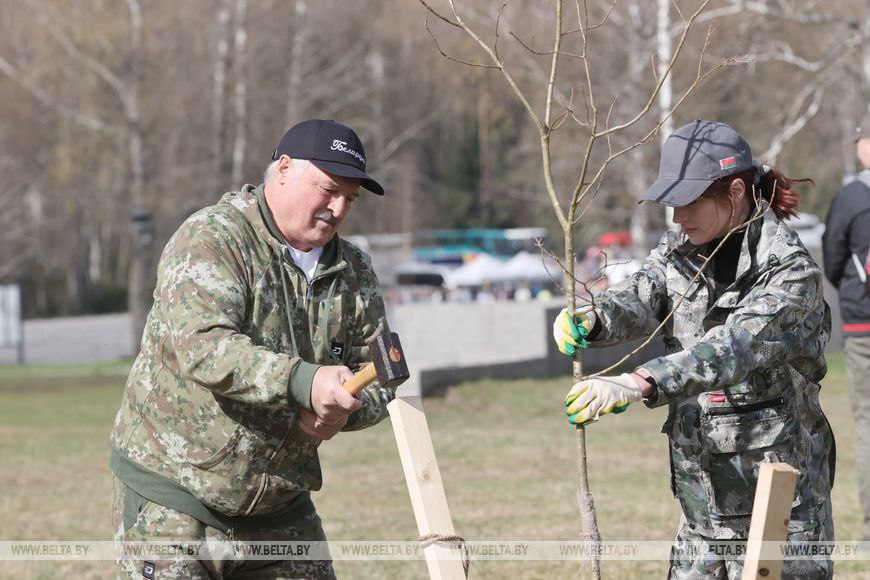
left=564, top=373, right=643, bottom=426
left=552, top=306, right=597, bottom=356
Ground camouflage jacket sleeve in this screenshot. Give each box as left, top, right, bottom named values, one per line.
left=588, top=240, right=670, bottom=347
left=342, top=251, right=395, bottom=431
left=641, top=253, right=826, bottom=405
left=159, top=214, right=296, bottom=409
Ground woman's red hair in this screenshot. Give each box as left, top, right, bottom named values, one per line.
left=703, top=166, right=811, bottom=220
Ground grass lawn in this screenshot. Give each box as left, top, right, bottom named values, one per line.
left=0, top=351, right=864, bottom=579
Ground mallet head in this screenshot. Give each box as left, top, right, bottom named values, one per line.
left=369, top=332, right=410, bottom=389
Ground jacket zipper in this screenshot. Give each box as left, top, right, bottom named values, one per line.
left=706, top=396, right=784, bottom=417
left=666, top=249, right=717, bottom=310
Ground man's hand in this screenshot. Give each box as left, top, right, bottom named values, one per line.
left=309, top=365, right=361, bottom=428
left=297, top=408, right=347, bottom=440
left=552, top=306, right=597, bottom=356
left=564, top=373, right=644, bottom=426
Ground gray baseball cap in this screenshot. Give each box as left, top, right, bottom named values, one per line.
left=639, top=120, right=756, bottom=207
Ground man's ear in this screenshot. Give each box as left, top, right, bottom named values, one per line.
left=276, top=155, right=293, bottom=184
left=729, top=177, right=746, bottom=202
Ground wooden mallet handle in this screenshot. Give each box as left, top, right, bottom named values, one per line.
left=342, top=363, right=377, bottom=395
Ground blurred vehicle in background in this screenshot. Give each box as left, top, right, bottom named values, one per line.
left=413, top=228, right=550, bottom=265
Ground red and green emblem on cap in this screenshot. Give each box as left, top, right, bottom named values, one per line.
left=719, top=156, right=737, bottom=170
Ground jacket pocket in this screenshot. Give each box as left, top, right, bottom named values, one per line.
left=189, top=425, right=244, bottom=470
left=185, top=424, right=266, bottom=515
left=702, top=403, right=797, bottom=517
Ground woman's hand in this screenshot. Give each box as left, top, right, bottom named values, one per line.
left=564, top=373, right=645, bottom=426
left=552, top=306, right=597, bottom=356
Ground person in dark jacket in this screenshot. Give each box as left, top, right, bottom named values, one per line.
left=822, top=114, right=870, bottom=540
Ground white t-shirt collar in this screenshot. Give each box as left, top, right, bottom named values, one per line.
left=286, top=244, right=323, bottom=282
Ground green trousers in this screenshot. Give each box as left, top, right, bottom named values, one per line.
left=112, top=479, right=335, bottom=580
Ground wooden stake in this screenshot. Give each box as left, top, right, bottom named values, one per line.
left=741, top=462, right=800, bottom=580
left=388, top=396, right=466, bottom=579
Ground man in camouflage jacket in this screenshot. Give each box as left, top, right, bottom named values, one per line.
left=110, top=120, right=393, bottom=579
left=554, top=121, right=835, bottom=579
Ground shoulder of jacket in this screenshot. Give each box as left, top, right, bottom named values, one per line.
left=835, top=178, right=870, bottom=205
left=170, top=200, right=259, bottom=256
left=757, top=217, right=816, bottom=270
left=338, top=237, right=375, bottom=270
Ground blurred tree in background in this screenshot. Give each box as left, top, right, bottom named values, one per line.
left=0, top=0, right=868, bottom=322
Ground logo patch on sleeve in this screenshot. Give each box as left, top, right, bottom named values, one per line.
left=143, top=561, right=156, bottom=579
left=331, top=342, right=345, bottom=358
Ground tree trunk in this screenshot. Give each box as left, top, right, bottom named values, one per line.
left=125, top=0, right=153, bottom=351
left=212, top=0, right=232, bottom=194
left=627, top=0, right=653, bottom=260
left=657, top=0, right=675, bottom=230
left=285, top=0, right=308, bottom=127
left=366, top=44, right=386, bottom=229
left=230, top=0, right=248, bottom=189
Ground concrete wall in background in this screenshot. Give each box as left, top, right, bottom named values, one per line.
left=391, top=301, right=664, bottom=395
left=0, top=313, right=135, bottom=365
left=0, top=303, right=664, bottom=395
left=0, top=272, right=846, bottom=394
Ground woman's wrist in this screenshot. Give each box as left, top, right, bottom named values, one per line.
left=631, top=369, right=656, bottom=397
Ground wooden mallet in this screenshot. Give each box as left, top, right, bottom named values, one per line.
left=342, top=331, right=410, bottom=394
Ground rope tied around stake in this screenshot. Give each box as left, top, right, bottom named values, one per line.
left=418, top=533, right=470, bottom=577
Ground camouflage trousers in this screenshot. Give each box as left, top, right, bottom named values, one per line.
left=667, top=500, right=834, bottom=580
left=845, top=335, right=870, bottom=540
left=112, top=478, right=335, bottom=579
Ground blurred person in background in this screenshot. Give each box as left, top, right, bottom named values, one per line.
left=109, top=119, right=393, bottom=579
left=822, top=114, right=870, bottom=541
left=553, top=120, right=835, bottom=579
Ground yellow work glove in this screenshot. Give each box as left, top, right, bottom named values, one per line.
left=564, top=373, right=643, bottom=426
left=552, top=306, right=597, bottom=356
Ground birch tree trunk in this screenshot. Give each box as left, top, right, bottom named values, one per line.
left=212, top=0, right=232, bottom=193
left=627, top=0, right=653, bottom=260
left=286, top=0, right=308, bottom=127
left=657, top=0, right=675, bottom=230
left=230, top=0, right=248, bottom=189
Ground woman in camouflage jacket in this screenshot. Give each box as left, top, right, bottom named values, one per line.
left=553, top=121, right=835, bottom=579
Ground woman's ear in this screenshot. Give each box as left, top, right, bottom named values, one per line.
left=729, top=178, right=746, bottom=202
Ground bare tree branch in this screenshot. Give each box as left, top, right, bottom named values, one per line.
left=417, top=0, right=461, bottom=27
left=509, top=31, right=584, bottom=60
left=593, top=0, right=712, bottom=140
left=493, top=2, right=507, bottom=59
left=379, top=107, right=443, bottom=163
left=0, top=54, right=120, bottom=135
left=563, top=0, right=617, bottom=35
left=424, top=12, right=499, bottom=68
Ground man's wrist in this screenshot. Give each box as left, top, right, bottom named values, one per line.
left=289, top=360, right=321, bottom=409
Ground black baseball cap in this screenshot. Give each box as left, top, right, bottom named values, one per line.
left=639, top=120, right=758, bottom=207
left=271, top=119, right=384, bottom=195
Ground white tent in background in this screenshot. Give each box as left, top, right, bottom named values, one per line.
left=495, top=251, right=560, bottom=283
left=449, top=253, right=506, bottom=287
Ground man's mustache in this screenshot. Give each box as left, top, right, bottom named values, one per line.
left=314, top=211, right=337, bottom=226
